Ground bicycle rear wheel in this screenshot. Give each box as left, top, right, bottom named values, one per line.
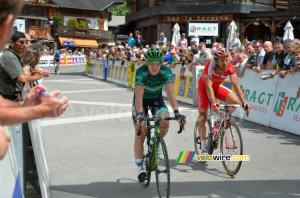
left=220, top=120, right=243, bottom=176
left=155, top=136, right=170, bottom=198
left=194, top=117, right=211, bottom=163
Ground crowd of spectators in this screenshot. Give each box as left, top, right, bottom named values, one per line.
left=88, top=31, right=300, bottom=80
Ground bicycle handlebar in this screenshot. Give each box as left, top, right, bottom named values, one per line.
left=136, top=116, right=186, bottom=136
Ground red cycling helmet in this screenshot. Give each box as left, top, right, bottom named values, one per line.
left=213, top=48, right=230, bottom=59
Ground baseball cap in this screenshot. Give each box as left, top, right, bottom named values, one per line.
left=182, top=33, right=186, bottom=36
left=32, top=42, right=47, bottom=50
left=191, top=47, right=198, bottom=54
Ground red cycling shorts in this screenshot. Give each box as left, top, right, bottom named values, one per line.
left=197, top=84, right=232, bottom=110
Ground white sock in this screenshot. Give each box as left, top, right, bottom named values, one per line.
left=136, top=159, right=144, bottom=173
left=158, top=142, right=162, bottom=152
left=201, top=140, right=206, bottom=150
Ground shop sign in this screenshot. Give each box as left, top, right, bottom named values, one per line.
left=162, top=14, right=233, bottom=23
left=188, top=22, right=219, bottom=36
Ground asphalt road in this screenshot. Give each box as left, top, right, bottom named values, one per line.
left=27, top=64, right=300, bottom=198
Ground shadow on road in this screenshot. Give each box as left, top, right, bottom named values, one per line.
left=50, top=179, right=300, bottom=198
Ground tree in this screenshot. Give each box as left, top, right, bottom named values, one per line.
left=109, top=3, right=129, bottom=16
left=52, top=13, right=63, bottom=26
left=78, top=20, right=87, bottom=28
left=67, top=18, right=79, bottom=28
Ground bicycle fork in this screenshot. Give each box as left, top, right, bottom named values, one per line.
left=224, top=123, right=237, bottom=149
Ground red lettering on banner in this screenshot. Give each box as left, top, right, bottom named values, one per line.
left=67, top=58, right=74, bottom=64
left=293, top=115, right=300, bottom=121
left=251, top=104, right=267, bottom=114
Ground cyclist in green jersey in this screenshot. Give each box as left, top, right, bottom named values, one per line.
left=133, top=47, right=187, bottom=182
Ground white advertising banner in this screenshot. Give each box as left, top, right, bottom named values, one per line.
left=270, top=73, right=300, bottom=135
left=188, top=22, right=219, bottom=37
left=0, top=126, right=23, bottom=198
left=14, top=19, right=25, bottom=33
left=232, top=70, right=279, bottom=126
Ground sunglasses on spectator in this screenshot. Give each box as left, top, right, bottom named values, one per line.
left=17, top=40, right=28, bottom=45
left=254, top=46, right=261, bottom=48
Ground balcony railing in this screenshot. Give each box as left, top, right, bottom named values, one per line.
left=56, top=26, right=113, bottom=40
left=21, top=10, right=47, bottom=18
left=152, top=0, right=296, bottom=8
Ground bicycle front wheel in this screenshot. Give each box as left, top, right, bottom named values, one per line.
left=220, top=120, right=243, bottom=176
left=155, top=136, right=170, bottom=198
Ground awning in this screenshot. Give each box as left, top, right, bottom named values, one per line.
left=58, top=37, right=99, bottom=48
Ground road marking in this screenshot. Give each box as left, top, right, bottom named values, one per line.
left=62, top=88, right=123, bottom=94
left=45, top=79, right=94, bottom=82
left=69, top=100, right=132, bottom=107
left=41, top=112, right=132, bottom=126
left=68, top=100, right=191, bottom=111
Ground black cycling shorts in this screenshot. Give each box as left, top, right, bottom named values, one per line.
left=132, top=93, right=169, bottom=124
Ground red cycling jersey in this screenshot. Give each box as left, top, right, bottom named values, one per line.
left=199, top=61, right=236, bottom=90
left=197, top=61, right=236, bottom=109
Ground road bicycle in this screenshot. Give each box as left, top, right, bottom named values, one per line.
left=194, top=104, right=244, bottom=176
left=137, top=115, right=185, bottom=198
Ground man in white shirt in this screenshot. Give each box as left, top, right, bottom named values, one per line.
left=236, top=53, right=248, bottom=77
left=230, top=33, right=241, bottom=49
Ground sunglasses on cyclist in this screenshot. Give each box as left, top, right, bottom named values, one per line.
left=148, top=62, right=162, bottom=66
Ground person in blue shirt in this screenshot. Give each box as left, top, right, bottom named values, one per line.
left=128, top=33, right=135, bottom=47
left=53, top=50, right=61, bottom=75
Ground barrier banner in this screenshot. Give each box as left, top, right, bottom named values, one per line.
left=39, top=56, right=54, bottom=67
left=127, top=62, right=135, bottom=88
left=0, top=126, right=23, bottom=198
left=73, top=56, right=86, bottom=64
left=270, top=73, right=300, bottom=135
left=28, top=120, right=50, bottom=198
left=86, top=59, right=90, bottom=76
left=232, top=70, right=279, bottom=126
left=67, top=57, right=74, bottom=65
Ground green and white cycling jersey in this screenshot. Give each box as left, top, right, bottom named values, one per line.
left=135, top=65, right=173, bottom=99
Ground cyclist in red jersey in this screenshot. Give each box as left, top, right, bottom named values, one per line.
left=197, top=48, right=251, bottom=154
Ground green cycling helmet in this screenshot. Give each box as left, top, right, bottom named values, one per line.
left=145, top=47, right=164, bottom=63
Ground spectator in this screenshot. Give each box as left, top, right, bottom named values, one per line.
left=252, top=40, right=265, bottom=71
left=180, top=47, right=188, bottom=55
left=0, top=31, right=43, bottom=101
left=178, top=33, right=188, bottom=48
left=179, top=53, right=189, bottom=78
left=157, top=32, right=167, bottom=47
left=272, top=37, right=288, bottom=71
left=278, top=40, right=296, bottom=78
left=0, top=0, right=69, bottom=161
left=135, top=30, right=142, bottom=49
left=162, top=49, right=171, bottom=65
left=229, top=49, right=239, bottom=67
left=211, top=42, right=218, bottom=53
left=216, top=43, right=224, bottom=49
left=244, top=42, right=256, bottom=70
left=256, top=41, right=276, bottom=72
left=292, top=47, right=300, bottom=73
left=237, top=45, right=246, bottom=54
left=128, top=33, right=135, bottom=47
left=198, top=42, right=212, bottom=65
left=236, top=53, right=248, bottom=77
left=230, top=33, right=241, bottom=48
left=169, top=49, right=180, bottom=68
left=189, top=47, right=200, bottom=69
left=293, top=39, right=300, bottom=48
left=190, top=35, right=199, bottom=46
